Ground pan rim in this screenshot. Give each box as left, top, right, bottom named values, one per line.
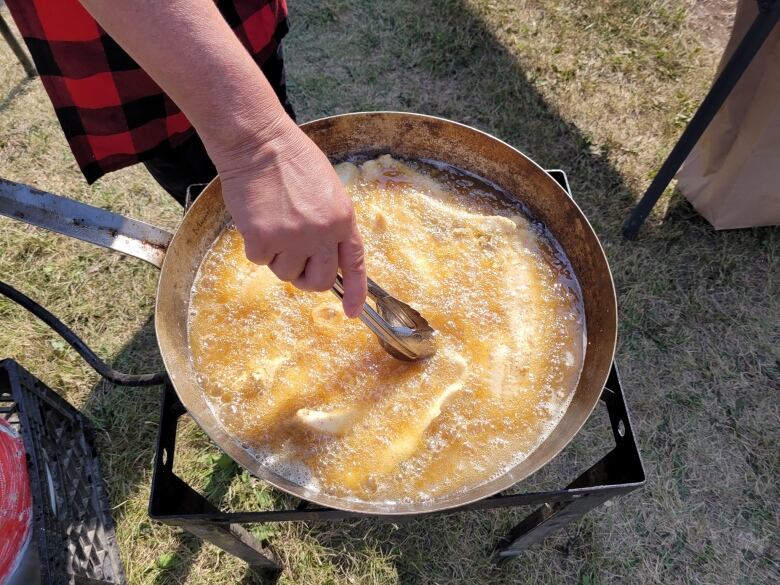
left=154, top=111, right=618, bottom=515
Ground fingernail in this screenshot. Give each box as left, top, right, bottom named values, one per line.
left=344, top=303, right=362, bottom=319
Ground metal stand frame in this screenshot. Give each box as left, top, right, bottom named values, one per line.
left=148, top=364, right=644, bottom=573
left=147, top=170, right=644, bottom=574
left=622, top=0, right=780, bottom=239
left=0, top=12, right=36, bottom=78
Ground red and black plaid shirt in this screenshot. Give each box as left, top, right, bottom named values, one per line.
left=5, top=0, right=288, bottom=183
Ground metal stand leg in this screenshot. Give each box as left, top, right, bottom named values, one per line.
left=494, top=367, right=645, bottom=562
left=493, top=449, right=626, bottom=562
left=494, top=494, right=612, bottom=563
left=623, top=0, right=780, bottom=239
left=148, top=385, right=282, bottom=575
left=0, top=13, right=36, bottom=78
left=155, top=473, right=282, bottom=576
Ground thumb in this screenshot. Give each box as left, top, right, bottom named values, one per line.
left=338, top=222, right=367, bottom=318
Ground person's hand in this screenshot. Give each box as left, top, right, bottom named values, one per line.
left=211, top=118, right=367, bottom=318
left=76, top=0, right=365, bottom=313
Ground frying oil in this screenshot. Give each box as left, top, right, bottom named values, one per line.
left=188, top=155, right=585, bottom=504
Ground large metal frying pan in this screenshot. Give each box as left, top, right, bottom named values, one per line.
left=0, top=112, right=617, bottom=515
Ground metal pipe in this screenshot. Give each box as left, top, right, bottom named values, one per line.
left=0, top=12, right=36, bottom=78
left=0, top=280, right=167, bottom=386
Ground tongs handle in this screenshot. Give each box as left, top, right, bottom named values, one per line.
left=331, top=274, right=387, bottom=303
left=331, top=275, right=416, bottom=359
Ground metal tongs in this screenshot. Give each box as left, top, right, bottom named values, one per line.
left=331, top=275, right=436, bottom=361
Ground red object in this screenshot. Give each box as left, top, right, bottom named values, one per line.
left=0, top=419, right=33, bottom=583
left=5, top=0, right=289, bottom=183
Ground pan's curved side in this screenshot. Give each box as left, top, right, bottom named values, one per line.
left=152, top=180, right=331, bottom=505
left=154, top=112, right=617, bottom=515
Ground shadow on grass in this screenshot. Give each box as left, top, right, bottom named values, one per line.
left=0, top=74, right=34, bottom=114
left=83, top=317, right=286, bottom=584
left=150, top=460, right=245, bottom=585
left=80, top=317, right=167, bottom=573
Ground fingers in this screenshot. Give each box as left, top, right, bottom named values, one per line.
left=243, top=239, right=275, bottom=266
left=293, top=246, right=339, bottom=292
left=269, top=251, right=308, bottom=282
left=338, top=222, right=367, bottom=318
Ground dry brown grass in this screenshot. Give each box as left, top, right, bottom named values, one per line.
left=1, top=0, right=778, bottom=583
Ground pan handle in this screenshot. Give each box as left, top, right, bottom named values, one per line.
left=0, top=178, right=172, bottom=269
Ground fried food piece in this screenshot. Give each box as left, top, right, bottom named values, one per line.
left=295, top=407, right=359, bottom=436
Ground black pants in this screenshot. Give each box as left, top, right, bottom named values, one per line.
left=143, top=44, right=296, bottom=206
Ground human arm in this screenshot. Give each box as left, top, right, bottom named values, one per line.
left=78, top=0, right=367, bottom=316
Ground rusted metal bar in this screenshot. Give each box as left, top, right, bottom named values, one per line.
left=0, top=178, right=172, bottom=268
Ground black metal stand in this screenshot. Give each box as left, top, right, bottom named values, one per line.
left=147, top=169, right=644, bottom=573
left=0, top=12, right=36, bottom=78
left=623, top=0, right=780, bottom=239
left=149, top=363, right=644, bottom=573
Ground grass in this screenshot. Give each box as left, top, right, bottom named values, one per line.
left=1, top=0, right=778, bottom=583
